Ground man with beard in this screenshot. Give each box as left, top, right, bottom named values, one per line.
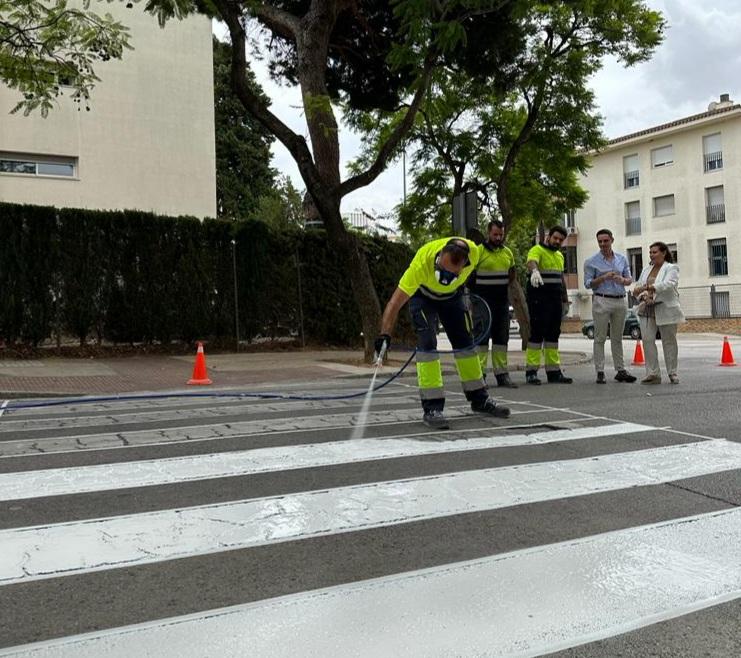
left=470, top=220, right=518, bottom=388
left=525, top=226, right=573, bottom=385
left=374, top=237, right=510, bottom=429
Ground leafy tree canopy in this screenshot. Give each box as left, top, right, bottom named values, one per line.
left=0, top=0, right=133, bottom=116
left=213, top=37, right=277, bottom=220
left=349, top=0, right=664, bottom=242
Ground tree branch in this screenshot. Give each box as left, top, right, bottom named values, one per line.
left=214, top=0, right=324, bottom=192
left=338, top=56, right=435, bottom=197
left=248, top=3, right=301, bottom=40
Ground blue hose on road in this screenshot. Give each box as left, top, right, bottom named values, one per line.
left=3, top=295, right=493, bottom=412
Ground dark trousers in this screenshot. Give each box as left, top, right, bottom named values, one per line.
left=409, top=292, right=488, bottom=412
left=527, top=294, right=562, bottom=344
left=481, top=298, right=510, bottom=347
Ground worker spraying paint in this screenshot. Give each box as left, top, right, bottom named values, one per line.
left=375, top=237, right=510, bottom=430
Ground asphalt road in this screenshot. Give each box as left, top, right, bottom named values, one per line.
left=0, top=334, right=739, bottom=656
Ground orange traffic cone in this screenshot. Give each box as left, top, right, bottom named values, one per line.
left=187, top=341, right=213, bottom=385
left=631, top=340, right=645, bottom=366
left=719, top=336, right=737, bottom=367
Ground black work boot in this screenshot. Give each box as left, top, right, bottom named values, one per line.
left=596, top=371, right=606, bottom=384
left=422, top=409, right=450, bottom=430
left=525, top=370, right=541, bottom=385
left=615, top=369, right=637, bottom=383
left=495, top=373, right=519, bottom=389
left=471, top=397, right=511, bottom=419
left=547, top=370, right=573, bottom=384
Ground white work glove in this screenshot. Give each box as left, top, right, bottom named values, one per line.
left=530, top=269, right=544, bottom=288
left=561, top=301, right=570, bottom=318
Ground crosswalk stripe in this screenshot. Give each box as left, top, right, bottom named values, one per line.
left=0, top=404, right=559, bottom=459
left=3, top=507, right=740, bottom=657
left=2, top=387, right=410, bottom=419
left=0, top=395, right=423, bottom=433
left=0, top=422, right=654, bottom=501
left=3, top=439, right=740, bottom=586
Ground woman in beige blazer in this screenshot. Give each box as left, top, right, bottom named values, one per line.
left=632, top=242, right=686, bottom=384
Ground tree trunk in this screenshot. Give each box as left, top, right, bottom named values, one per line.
left=294, top=8, right=382, bottom=360
left=508, top=279, right=529, bottom=351
left=311, top=192, right=382, bottom=360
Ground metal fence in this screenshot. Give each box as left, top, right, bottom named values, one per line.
left=629, top=283, right=741, bottom=318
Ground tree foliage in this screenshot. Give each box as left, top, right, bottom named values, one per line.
left=213, top=37, right=277, bottom=220
left=0, top=0, right=133, bottom=116
left=352, top=0, right=664, bottom=242
left=144, top=0, right=526, bottom=358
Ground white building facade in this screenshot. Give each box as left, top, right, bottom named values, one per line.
left=568, top=95, right=741, bottom=322
left=0, top=3, right=216, bottom=218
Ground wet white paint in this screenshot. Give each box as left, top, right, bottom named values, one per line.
left=3, top=508, right=740, bottom=658
left=0, top=422, right=654, bottom=501
left=0, top=400, right=8, bottom=419
left=0, top=406, right=482, bottom=458
left=2, top=440, right=740, bottom=585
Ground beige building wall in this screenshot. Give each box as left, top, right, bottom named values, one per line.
left=570, top=102, right=741, bottom=320
left=0, top=3, right=216, bottom=218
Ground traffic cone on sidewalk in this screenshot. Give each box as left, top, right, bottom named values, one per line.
left=719, top=336, right=737, bottom=367
left=187, top=342, right=213, bottom=385
left=631, top=340, right=645, bottom=366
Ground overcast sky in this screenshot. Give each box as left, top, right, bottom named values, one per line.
left=222, top=0, right=741, bottom=219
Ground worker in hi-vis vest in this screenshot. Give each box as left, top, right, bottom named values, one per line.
left=469, top=220, right=518, bottom=388
left=525, top=225, right=573, bottom=385
left=375, top=237, right=510, bottom=430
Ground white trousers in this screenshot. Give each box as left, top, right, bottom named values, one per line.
left=639, top=315, right=678, bottom=377
left=592, top=295, right=627, bottom=372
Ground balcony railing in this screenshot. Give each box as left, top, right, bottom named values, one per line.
left=706, top=203, right=726, bottom=224
left=704, top=151, right=723, bottom=172
left=623, top=170, right=639, bottom=188
left=625, top=216, right=641, bottom=235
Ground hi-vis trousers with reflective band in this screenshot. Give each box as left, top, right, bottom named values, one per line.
left=409, top=291, right=488, bottom=413
left=475, top=299, right=511, bottom=375
left=526, top=293, right=563, bottom=373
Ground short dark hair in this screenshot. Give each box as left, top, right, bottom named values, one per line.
left=650, top=241, right=674, bottom=264
left=442, top=238, right=471, bottom=266
left=549, top=225, right=568, bottom=238
left=488, top=220, right=504, bottom=231
left=596, top=228, right=613, bottom=239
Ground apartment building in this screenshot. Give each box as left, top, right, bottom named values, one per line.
left=0, top=3, right=216, bottom=218
left=567, top=94, right=741, bottom=321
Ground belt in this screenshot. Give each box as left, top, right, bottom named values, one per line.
left=593, top=292, right=625, bottom=299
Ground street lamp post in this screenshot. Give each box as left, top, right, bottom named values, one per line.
left=231, top=239, right=240, bottom=351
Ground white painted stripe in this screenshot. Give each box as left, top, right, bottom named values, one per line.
left=2, top=440, right=740, bottom=586
left=3, top=508, right=741, bottom=658
left=0, top=395, right=422, bottom=433
left=4, top=386, right=410, bottom=418
left=0, top=405, right=558, bottom=459
left=0, top=400, right=8, bottom=419
left=0, top=422, right=653, bottom=501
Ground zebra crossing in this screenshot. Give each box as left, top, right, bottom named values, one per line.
left=0, top=382, right=740, bottom=656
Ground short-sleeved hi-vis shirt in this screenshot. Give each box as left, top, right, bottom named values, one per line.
left=471, top=243, right=515, bottom=302
left=526, top=243, right=564, bottom=291
left=398, top=237, right=480, bottom=300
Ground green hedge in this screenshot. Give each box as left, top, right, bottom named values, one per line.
left=0, top=202, right=413, bottom=347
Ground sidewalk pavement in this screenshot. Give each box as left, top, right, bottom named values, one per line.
left=0, top=346, right=590, bottom=398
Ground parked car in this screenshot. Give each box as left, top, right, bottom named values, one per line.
left=582, top=309, right=642, bottom=340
